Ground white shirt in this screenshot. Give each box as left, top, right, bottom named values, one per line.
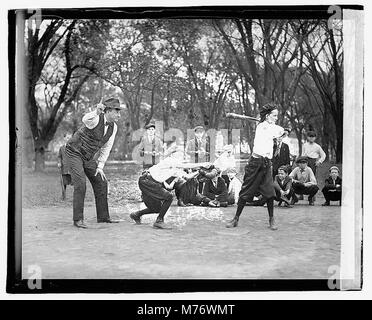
left=252, top=122, right=284, bottom=159
left=82, top=110, right=118, bottom=170
left=302, top=142, right=326, bottom=163
left=148, top=156, right=185, bottom=183
left=213, top=151, right=237, bottom=173
left=228, top=176, right=242, bottom=203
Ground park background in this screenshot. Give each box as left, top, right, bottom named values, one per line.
left=19, top=16, right=343, bottom=170
left=16, top=11, right=345, bottom=280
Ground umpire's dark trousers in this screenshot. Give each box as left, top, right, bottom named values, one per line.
left=65, top=147, right=109, bottom=222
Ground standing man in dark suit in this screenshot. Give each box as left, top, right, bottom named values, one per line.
left=138, top=120, right=164, bottom=170
left=186, top=125, right=210, bottom=193
left=272, top=134, right=291, bottom=179
left=185, top=126, right=209, bottom=163
left=65, top=98, right=124, bottom=228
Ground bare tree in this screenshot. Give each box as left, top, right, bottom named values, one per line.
left=25, top=19, right=104, bottom=170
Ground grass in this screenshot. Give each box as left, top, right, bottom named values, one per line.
left=21, top=161, right=341, bottom=209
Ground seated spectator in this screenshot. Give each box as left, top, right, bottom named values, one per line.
left=273, top=165, right=293, bottom=207
left=224, top=167, right=242, bottom=205
left=322, top=166, right=342, bottom=206
left=202, top=174, right=229, bottom=207
left=174, top=165, right=218, bottom=207
left=289, top=156, right=319, bottom=206
left=214, top=144, right=237, bottom=173
left=272, top=134, right=291, bottom=179
left=174, top=175, right=205, bottom=207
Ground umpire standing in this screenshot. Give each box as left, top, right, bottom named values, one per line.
left=65, top=98, right=124, bottom=228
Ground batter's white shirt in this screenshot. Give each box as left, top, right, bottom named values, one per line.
left=252, top=122, right=284, bottom=159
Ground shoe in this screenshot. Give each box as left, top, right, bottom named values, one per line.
left=226, top=217, right=239, bottom=228
left=129, top=212, right=141, bottom=224
left=290, top=196, right=298, bottom=205
left=269, top=217, right=278, bottom=230
left=97, top=218, right=119, bottom=223
left=73, top=220, right=88, bottom=228
left=177, top=199, right=186, bottom=207
left=322, top=201, right=330, bottom=206
left=283, top=203, right=292, bottom=208
left=153, top=220, right=172, bottom=229
left=308, top=198, right=315, bottom=206
left=280, top=196, right=291, bottom=206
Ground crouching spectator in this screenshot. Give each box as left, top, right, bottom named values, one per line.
left=273, top=165, right=292, bottom=207
left=174, top=174, right=206, bottom=207
left=224, top=167, right=242, bottom=205
left=202, top=174, right=229, bottom=207
left=322, top=166, right=342, bottom=206
left=289, top=156, right=319, bottom=206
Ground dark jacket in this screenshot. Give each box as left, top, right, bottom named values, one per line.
left=273, top=175, right=292, bottom=192
left=203, top=177, right=228, bottom=202
left=58, top=145, right=70, bottom=175
left=66, top=113, right=114, bottom=161
left=138, top=134, right=163, bottom=167
left=323, top=176, right=342, bottom=191
left=272, top=142, right=291, bottom=175
left=186, top=137, right=210, bottom=162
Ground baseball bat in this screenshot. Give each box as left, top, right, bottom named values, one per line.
left=226, top=112, right=260, bottom=122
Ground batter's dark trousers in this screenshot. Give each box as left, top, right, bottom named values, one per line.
left=65, top=147, right=110, bottom=222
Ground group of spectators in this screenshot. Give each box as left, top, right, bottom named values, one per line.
left=135, top=122, right=342, bottom=208
left=58, top=120, right=342, bottom=209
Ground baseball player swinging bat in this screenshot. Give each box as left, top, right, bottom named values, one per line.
left=226, top=112, right=260, bottom=122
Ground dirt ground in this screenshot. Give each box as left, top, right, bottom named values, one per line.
left=21, top=166, right=341, bottom=280
left=22, top=201, right=340, bottom=280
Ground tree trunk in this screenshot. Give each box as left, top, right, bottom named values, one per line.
left=295, top=130, right=303, bottom=157
left=335, top=121, right=343, bottom=163
left=34, top=141, right=47, bottom=172
left=322, top=111, right=330, bottom=161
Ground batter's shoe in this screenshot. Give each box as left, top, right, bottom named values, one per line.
left=130, top=212, right=142, bottom=224
left=269, top=217, right=278, bottom=230
left=73, top=220, right=88, bottom=229
left=153, top=220, right=172, bottom=229
left=226, top=217, right=239, bottom=228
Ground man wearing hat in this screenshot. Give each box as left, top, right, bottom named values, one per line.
left=129, top=148, right=210, bottom=229
left=65, top=98, right=124, bottom=228
left=272, top=132, right=291, bottom=178
left=186, top=125, right=210, bottom=193
left=138, top=120, right=163, bottom=170
left=321, top=166, right=342, bottom=206
left=289, top=156, right=319, bottom=205
left=186, top=126, right=209, bottom=163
